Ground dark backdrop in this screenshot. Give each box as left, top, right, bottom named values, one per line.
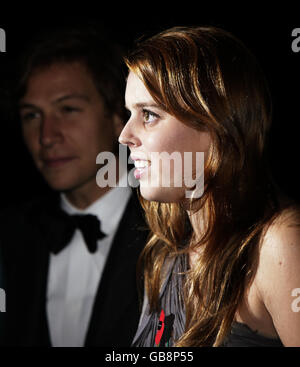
left=0, top=3, right=299, bottom=207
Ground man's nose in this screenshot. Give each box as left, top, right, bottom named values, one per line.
left=39, top=114, right=62, bottom=147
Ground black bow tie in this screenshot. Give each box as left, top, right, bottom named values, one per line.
left=43, top=207, right=106, bottom=254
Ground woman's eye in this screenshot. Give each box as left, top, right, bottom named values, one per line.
left=143, top=109, right=159, bottom=124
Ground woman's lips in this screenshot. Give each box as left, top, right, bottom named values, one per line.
left=133, top=159, right=151, bottom=179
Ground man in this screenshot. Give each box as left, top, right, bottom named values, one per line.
left=1, top=24, right=147, bottom=347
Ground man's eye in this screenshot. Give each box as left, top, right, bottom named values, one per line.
left=143, top=109, right=159, bottom=124
left=61, top=105, right=81, bottom=113
left=21, top=111, right=40, bottom=122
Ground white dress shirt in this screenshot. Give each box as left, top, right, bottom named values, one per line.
left=46, top=185, right=132, bottom=347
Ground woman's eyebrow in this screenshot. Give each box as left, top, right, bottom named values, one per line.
left=125, top=102, right=164, bottom=110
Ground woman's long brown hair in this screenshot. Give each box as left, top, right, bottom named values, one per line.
left=126, top=26, right=280, bottom=346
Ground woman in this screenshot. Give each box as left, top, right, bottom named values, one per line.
left=119, top=26, right=300, bottom=347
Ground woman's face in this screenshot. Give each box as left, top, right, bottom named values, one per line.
left=119, top=71, right=211, bottom=203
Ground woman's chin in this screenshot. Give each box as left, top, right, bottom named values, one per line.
left=139, top=186, right=186, bottom=203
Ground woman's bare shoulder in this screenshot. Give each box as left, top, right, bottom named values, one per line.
left=255, top=203, right=300, bottom=346
left=262, top=203, right=300, bottom=249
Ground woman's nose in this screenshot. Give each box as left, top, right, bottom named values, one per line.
left=118, top=121, right=141, bottom=148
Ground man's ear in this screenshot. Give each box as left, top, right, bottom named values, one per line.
left=113, top=113, right=125, bottom=137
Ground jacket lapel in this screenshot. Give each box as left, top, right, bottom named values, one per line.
left=85, top=191, right=148, bottom=346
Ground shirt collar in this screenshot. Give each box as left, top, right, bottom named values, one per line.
left=60, top=185, right=132, bottom=236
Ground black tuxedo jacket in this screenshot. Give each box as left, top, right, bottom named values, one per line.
left=0, top=190, right=148, bottom=346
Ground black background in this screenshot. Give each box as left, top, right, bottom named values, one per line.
left=0, top=2, right=299, bottom=208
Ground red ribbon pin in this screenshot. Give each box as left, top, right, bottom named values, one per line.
left=155, top=309, right=165, bottom=346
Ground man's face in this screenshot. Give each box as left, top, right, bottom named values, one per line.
left=19, top=61, right=122, bottom=195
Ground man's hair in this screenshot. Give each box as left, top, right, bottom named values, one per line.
left=14, top=23, right=127, bottom=120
